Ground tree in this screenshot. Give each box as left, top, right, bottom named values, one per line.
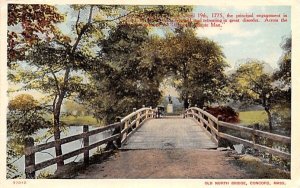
left=231, top=60, right=275, bottom=131
left=273, top=36, right=291, bottom=107
left=77, top=6, right=193, bottom=123
left=7, top=94, right=50, bottom=135
left=274, top=36, right=291, bottom=87
left=8, top=4, right=193, bottom=168
left=83, top=24, right=164, bottom=123
left=7, top=94, right=51, bottom=178
left=7, top=4, right=65, bottom=67
left=159, top=29, right=228, bottom=108
left=9, top=5, right=109, bottom=167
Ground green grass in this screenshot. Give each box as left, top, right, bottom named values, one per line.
left=239, top=110, right=268, bottom=125
left=61, top=115, right=102, bottom=126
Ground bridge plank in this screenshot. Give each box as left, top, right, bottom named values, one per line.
left=121, top=118, right=217, bottom=149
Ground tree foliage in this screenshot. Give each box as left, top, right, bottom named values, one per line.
left=273, top=36, right=291, bottom=108
left=83, top=24, right=163, bottom=123
left=274, top=36, right=291, bottom=87
left=157, top=29, right=228, bottom=108
left=7, top=94, right=51, bottom=178
left=231, top=60, right=276, bottom=130
left=7, top=94, right=51, bottom=138
left=8, top=4, right=65, bottom=66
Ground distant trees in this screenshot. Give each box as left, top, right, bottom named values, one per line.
left=63, top=100, right=88, bottom=116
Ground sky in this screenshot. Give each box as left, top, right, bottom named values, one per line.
left=193, top=6, right=291, bottom=70
left=57, top=5, right=291, bottom=71
left=8, top=5, right=291, bottom=99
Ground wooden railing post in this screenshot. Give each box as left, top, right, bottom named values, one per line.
left=145, top=109, right=148, bottom=119
left=83, top=125, right=89, bottom=165
left=208, top=118, right=215, bottom=139
left=252, top=123, right=259, bottom=156
left=196, top=109, right=200, bottom=122
left=199, top=111, right=204, bottom=127
left=25, top=137, right=35, bottom=179
left=192, top=109, right=195, bottom=119
left=252, top=123, right=259, bottom=144
left=136, top=112, right=141, bottom=127
left=184, top=109, right=188, bottom=118
left=216, top=115, right=222, bottom=146
left=122, top=120, right=129, bottom=142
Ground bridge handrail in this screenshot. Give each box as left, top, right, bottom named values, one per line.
left=120, top=107, right=156, bottom=144
left=121, top=107, right=154, bottom=122
left=24, top=107, right=156, bottom=179
left=219, top=121, right=291, bottom=144
left=188, top=107, right=218, bottom=122
left=185, top=107, right=291, bottom=160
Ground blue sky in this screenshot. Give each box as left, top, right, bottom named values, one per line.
left=193, top=6, right=291, bottom=70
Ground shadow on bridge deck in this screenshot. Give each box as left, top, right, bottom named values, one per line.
left=121, top=118, right=217, bottom=150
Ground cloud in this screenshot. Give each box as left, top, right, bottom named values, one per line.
left=217, top=6, right=254, bottom=11
left=223, top=40, right=241, bottom=46
left=196, top=23, right=260, bottom=38
left=262, top=52, right=280, bottom=69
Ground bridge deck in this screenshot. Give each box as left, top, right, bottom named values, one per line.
left=121, top=117, right=217, bottom=149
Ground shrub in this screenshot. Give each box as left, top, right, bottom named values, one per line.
left=205, top=106, right=239, bottom=123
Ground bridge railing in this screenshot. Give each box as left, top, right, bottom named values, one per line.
left=120, top=107, right=156, bottom=144
left=185, top=107, right=291, bottom=160
left=24, top=107, right=156, bottom=178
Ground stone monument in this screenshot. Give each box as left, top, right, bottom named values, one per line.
left=166, top=94, right=173, bottom=113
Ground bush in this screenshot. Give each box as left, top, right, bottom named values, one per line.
left=205, top=106, right=239, bottom=123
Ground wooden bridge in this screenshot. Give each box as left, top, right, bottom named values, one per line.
left=24, top=107, right=291, bottom=178
left=121, top=118, right=217, bottom=150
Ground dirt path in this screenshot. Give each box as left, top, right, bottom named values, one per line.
left=75, top=149, right=252, bottom=179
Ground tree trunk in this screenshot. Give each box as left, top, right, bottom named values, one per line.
left=265, top=107, right=273, bottom=131
left=50, top=6, right=94, bottom=168
left=53, top=111, right=64, bottom=167
left=52, top=67, right=71, bottom=167
left=52, top=90, right=68, bottom=167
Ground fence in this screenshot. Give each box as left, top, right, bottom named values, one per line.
left=24, top=107, right=156, bottom=178
left=185, top=107, right=291, bottom=160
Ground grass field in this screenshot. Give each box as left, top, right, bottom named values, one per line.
left=238, top=110, right=268, bottom=125
left=61, top=115, right=102, bottom=126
